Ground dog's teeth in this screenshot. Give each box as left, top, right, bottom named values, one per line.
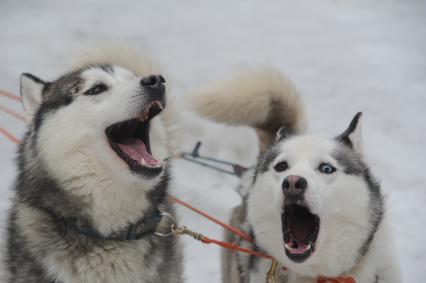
left=140, top=158, right=146, bottom=165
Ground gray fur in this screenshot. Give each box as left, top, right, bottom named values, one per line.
left=256, top=145, right=280, bottom=175
left=332, top=144, right=365, bottom=175
left=224, top=138, right=389, bottom=282
left=332, top=144, right=384, bottom=258
left=5, top=65, right=183, bottom=283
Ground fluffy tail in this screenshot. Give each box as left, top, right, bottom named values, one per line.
left=190, top=68, right=307, bottom=151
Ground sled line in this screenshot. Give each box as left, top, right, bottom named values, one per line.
left=0, top=103, right=27, bottom=122
left=0, top=89, right=21, bottom=102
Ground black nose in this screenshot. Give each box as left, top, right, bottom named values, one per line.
left=282, top=175, right=307, bottom=202
left=140, top=74, right=165, bottom=88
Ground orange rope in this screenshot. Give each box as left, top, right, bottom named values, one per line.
left=171, top=196, right=254, bottom=243
left=200, top=236, right=273, bottom=260
left=318, top=277, right=356, bottom=283
left=0, top=126, right=21, bottom=144
left=0, top=104, right=27, bottom=122
left=0, top=89, right=21, bottom=102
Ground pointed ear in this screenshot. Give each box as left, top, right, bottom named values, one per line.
left=336, top=112, right=363, bottom=153
left=276, top=126, right=292, bottom=142
left=20, top=73, right=46, bottom=118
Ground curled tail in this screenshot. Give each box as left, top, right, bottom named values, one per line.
left=190, top=68, right=307, bottom=151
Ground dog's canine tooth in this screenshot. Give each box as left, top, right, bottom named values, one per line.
left=154, top=101, right=163, bottom=110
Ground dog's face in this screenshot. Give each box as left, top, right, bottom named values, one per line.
left=248, top=114, right=383, bottom=277
left=20, top=65, right=170, bottom=189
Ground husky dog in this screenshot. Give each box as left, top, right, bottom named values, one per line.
left=190, top=69, right=401, bottom=283
left=4, top=47, right=182, bottom=283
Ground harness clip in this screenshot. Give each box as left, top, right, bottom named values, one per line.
left=171, top=225, right=205, bottom=241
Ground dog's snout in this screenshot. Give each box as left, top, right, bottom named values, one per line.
left=140, top=74, right=165, bottom=89
left=282, top=175, right=307, bottom=201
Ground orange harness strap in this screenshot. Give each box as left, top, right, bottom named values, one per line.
left=0, top=89, right=21, bottom=102
left=318, top=277, right=356, bottom=283
left=0, top=103, right=27, bottom=122
left=171, top=196, right=254, bottom=243
left=0, top=126, right=21, bottom=144
left=201, top=236, right=273, bottom=260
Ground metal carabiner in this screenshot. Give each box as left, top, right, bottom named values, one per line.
left=153, top=212, right=177, bottom=237
left=266, top=260, right=278, bottom=283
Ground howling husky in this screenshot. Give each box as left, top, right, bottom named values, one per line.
left=190, top=69, right=401, bottom=283
left=4, top=47, right=182, bottom=283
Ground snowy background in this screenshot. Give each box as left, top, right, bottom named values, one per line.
left=1, top=0, right=425, bottom=282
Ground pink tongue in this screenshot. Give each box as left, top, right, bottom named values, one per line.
left=117, top=139, right=160, bottom=166
left=287, top=240, right=310, bottom=254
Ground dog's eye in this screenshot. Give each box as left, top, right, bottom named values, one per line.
left=274, top=161, right=289, bottom=172
left=84, top=84, right=108, bottom=96
left=319, top=163, right=336, bottom=174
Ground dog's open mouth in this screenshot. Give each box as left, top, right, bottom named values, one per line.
left=105, top=101, right=164, bottom=175
left=282, top=203, right=320, bottom=263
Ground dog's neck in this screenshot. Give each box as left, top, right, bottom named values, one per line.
left=66, top=172, right=169, bottom=236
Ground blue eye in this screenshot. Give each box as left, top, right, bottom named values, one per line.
left=274, top=161, right=289, bottom=172
left=319, top=163, right=336, bottom=174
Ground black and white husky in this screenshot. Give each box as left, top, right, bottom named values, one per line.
left=4, top=47, right=182, bottom=283
left=190, top=69, right=401, bottom=283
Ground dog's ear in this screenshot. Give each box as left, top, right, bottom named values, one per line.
left=276, top=126, right=292, bottom=142
left=336, top=112, right=363, bottom=153
left=20, top=73, right=47, bottom=119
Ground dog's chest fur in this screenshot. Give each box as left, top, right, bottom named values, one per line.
left=8, top=204, right=182, bottom=283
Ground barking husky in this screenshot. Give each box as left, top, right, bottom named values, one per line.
left=4, top=47, right=182, bottom=283
left=190, top=69, right=401, bottom=283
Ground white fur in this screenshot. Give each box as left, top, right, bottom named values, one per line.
left=12, top=47, right=182, bottom=282
left=20, top=74, right=44, bottom=120
left=349, top=116, right=363, bottom=155
left=247, top=135, right=400, bottom=282
left=16, top=204, right=177, bottom=283
left=191, top=70, right=400, bottom=282
left=32, top=65, right=169, bottom=234
left=19, top=48, right=177, bottom=231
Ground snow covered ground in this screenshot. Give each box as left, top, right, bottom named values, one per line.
left=0, top=0, right=425, bottom=282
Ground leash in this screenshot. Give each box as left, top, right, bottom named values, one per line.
left=171, top=196, right=254, bottom=243
left=0, top=90, right=355, bottom=283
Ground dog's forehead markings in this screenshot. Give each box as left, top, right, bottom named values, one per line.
left=99, top=64, right=114, bottom=74
left=332, top=144, right=365, bottom=175
left=257, top=146, right=280, bottom=174
left=46, top=70, right=84, bottom=97
left=80, top=65, right=135, bottom=83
